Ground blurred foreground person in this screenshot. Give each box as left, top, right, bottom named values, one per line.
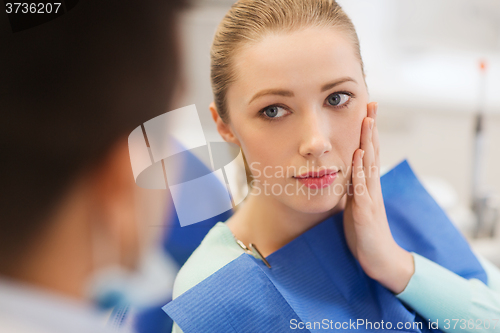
left=0, top=0, right=189, bottom=332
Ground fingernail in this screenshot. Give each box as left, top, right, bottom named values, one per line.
left=360, top=149, right=365, bottom=159
left=374, top=103, right=378, bottom=115
left=369, top=118, right=374, bottom=130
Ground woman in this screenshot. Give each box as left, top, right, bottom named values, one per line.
left=168, top=1, right=500, bottom=332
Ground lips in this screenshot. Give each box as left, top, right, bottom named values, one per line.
left=293, top=169, right=338, bottom=189
left=295, top=169, right=338, bottom=179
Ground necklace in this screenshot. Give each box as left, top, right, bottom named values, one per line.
left=233, top=237, right=272, bottom=269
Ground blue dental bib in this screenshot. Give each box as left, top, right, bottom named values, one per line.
left=163, top=159, right=487, bottom=332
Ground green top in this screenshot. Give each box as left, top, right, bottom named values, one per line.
left=171, top=222, right=500, bottom=333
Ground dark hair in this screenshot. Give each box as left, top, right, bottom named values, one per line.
left=0, top=0, right=190, bottom=271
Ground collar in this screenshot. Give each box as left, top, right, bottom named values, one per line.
left=0, top=276, right=127, bottom=333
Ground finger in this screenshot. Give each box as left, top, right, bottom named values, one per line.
left=371, top=102, right=381, bottom=171
left=367, top=101, right=377, bottom=119
left=367, top=102, right=383, bottom=197
left=351, top=148, right=368, bottom=204
left=346, top=152, right=355, bottom=198
left=360, top=115, right=376, bottom=192
left=346, top=180, right=353, bottom=198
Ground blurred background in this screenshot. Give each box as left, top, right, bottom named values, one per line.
left=171, top=0, right=500, bottom=265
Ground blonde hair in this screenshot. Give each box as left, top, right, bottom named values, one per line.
left=210, top=0, right=365, bottom=124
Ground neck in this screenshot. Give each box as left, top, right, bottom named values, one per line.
left=227, top=187, right=346, bottom=258
left=1, top=186, right=94, bottom=304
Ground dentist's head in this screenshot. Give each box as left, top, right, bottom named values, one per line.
left=0, top=0, right=188, bottom=306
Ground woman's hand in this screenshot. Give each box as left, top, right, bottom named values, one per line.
left=343, top=102, right=415, bottom=295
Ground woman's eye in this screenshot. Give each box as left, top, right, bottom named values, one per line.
left=261, top=105, right=288, bottom=119
left=326, top=93, right=351, bottom=107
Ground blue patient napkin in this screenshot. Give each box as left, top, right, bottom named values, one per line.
left=163, top=159, right=486, bottom=332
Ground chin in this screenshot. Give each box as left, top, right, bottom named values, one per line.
left=286, top=192, right=343, bottom=214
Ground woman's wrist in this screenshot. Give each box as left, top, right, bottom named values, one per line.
left=368, top=246, right=415, bottom=294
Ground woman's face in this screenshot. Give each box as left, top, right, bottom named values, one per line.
left=221, top=26, right=368, bottom=213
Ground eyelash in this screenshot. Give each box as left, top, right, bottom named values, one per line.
left=328, top=91, right=354, bottom=107
left=258, top=91, right=355, bottom=122
left=257, top=104, right=289, bottom=122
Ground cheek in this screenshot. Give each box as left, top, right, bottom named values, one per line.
left=331, top=106, right=365, bottom=164
left=240, top=138, right=276, bottom=179
left=235, top=129, right=287, bottom=182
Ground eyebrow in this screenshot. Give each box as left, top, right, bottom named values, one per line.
left=248, top=76, right=357, bottom=105
left=320, top=77, right=357, bottom=92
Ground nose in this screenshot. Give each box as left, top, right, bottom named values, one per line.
left=298, top=110, right=332, bottom=158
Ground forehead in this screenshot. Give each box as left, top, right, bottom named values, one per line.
left=230, top=26, right=363, bottom=102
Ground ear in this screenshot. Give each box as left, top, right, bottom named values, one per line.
left=90, top=137, right=140, bottom=270
left=209, top=101, right=241, bottom=147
